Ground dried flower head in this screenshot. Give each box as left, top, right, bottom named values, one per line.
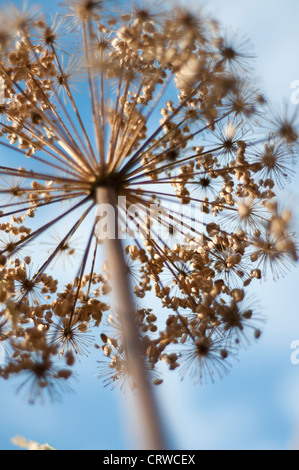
left=0, top=0, right=297, bottom=405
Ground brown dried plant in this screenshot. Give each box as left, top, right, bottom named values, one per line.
left=0, top=0, right=297, bottom=449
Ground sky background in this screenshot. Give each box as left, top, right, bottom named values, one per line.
left=0, top=0, right=299, bottom=451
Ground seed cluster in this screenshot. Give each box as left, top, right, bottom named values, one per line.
left=0, top=0, right=297, bottom=400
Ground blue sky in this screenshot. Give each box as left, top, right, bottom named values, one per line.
left=0, top=0, right=299, bottom=451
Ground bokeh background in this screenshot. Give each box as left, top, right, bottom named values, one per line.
left=0, top=0, right=299, bottom=450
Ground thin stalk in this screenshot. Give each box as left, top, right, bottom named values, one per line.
left=96, top=186, right=166, bottom=450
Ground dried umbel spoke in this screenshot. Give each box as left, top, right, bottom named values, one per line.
left=0, top=0, right=297, bottom=437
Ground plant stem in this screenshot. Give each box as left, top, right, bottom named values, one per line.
left=96, top=187, right=166, bottom=450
